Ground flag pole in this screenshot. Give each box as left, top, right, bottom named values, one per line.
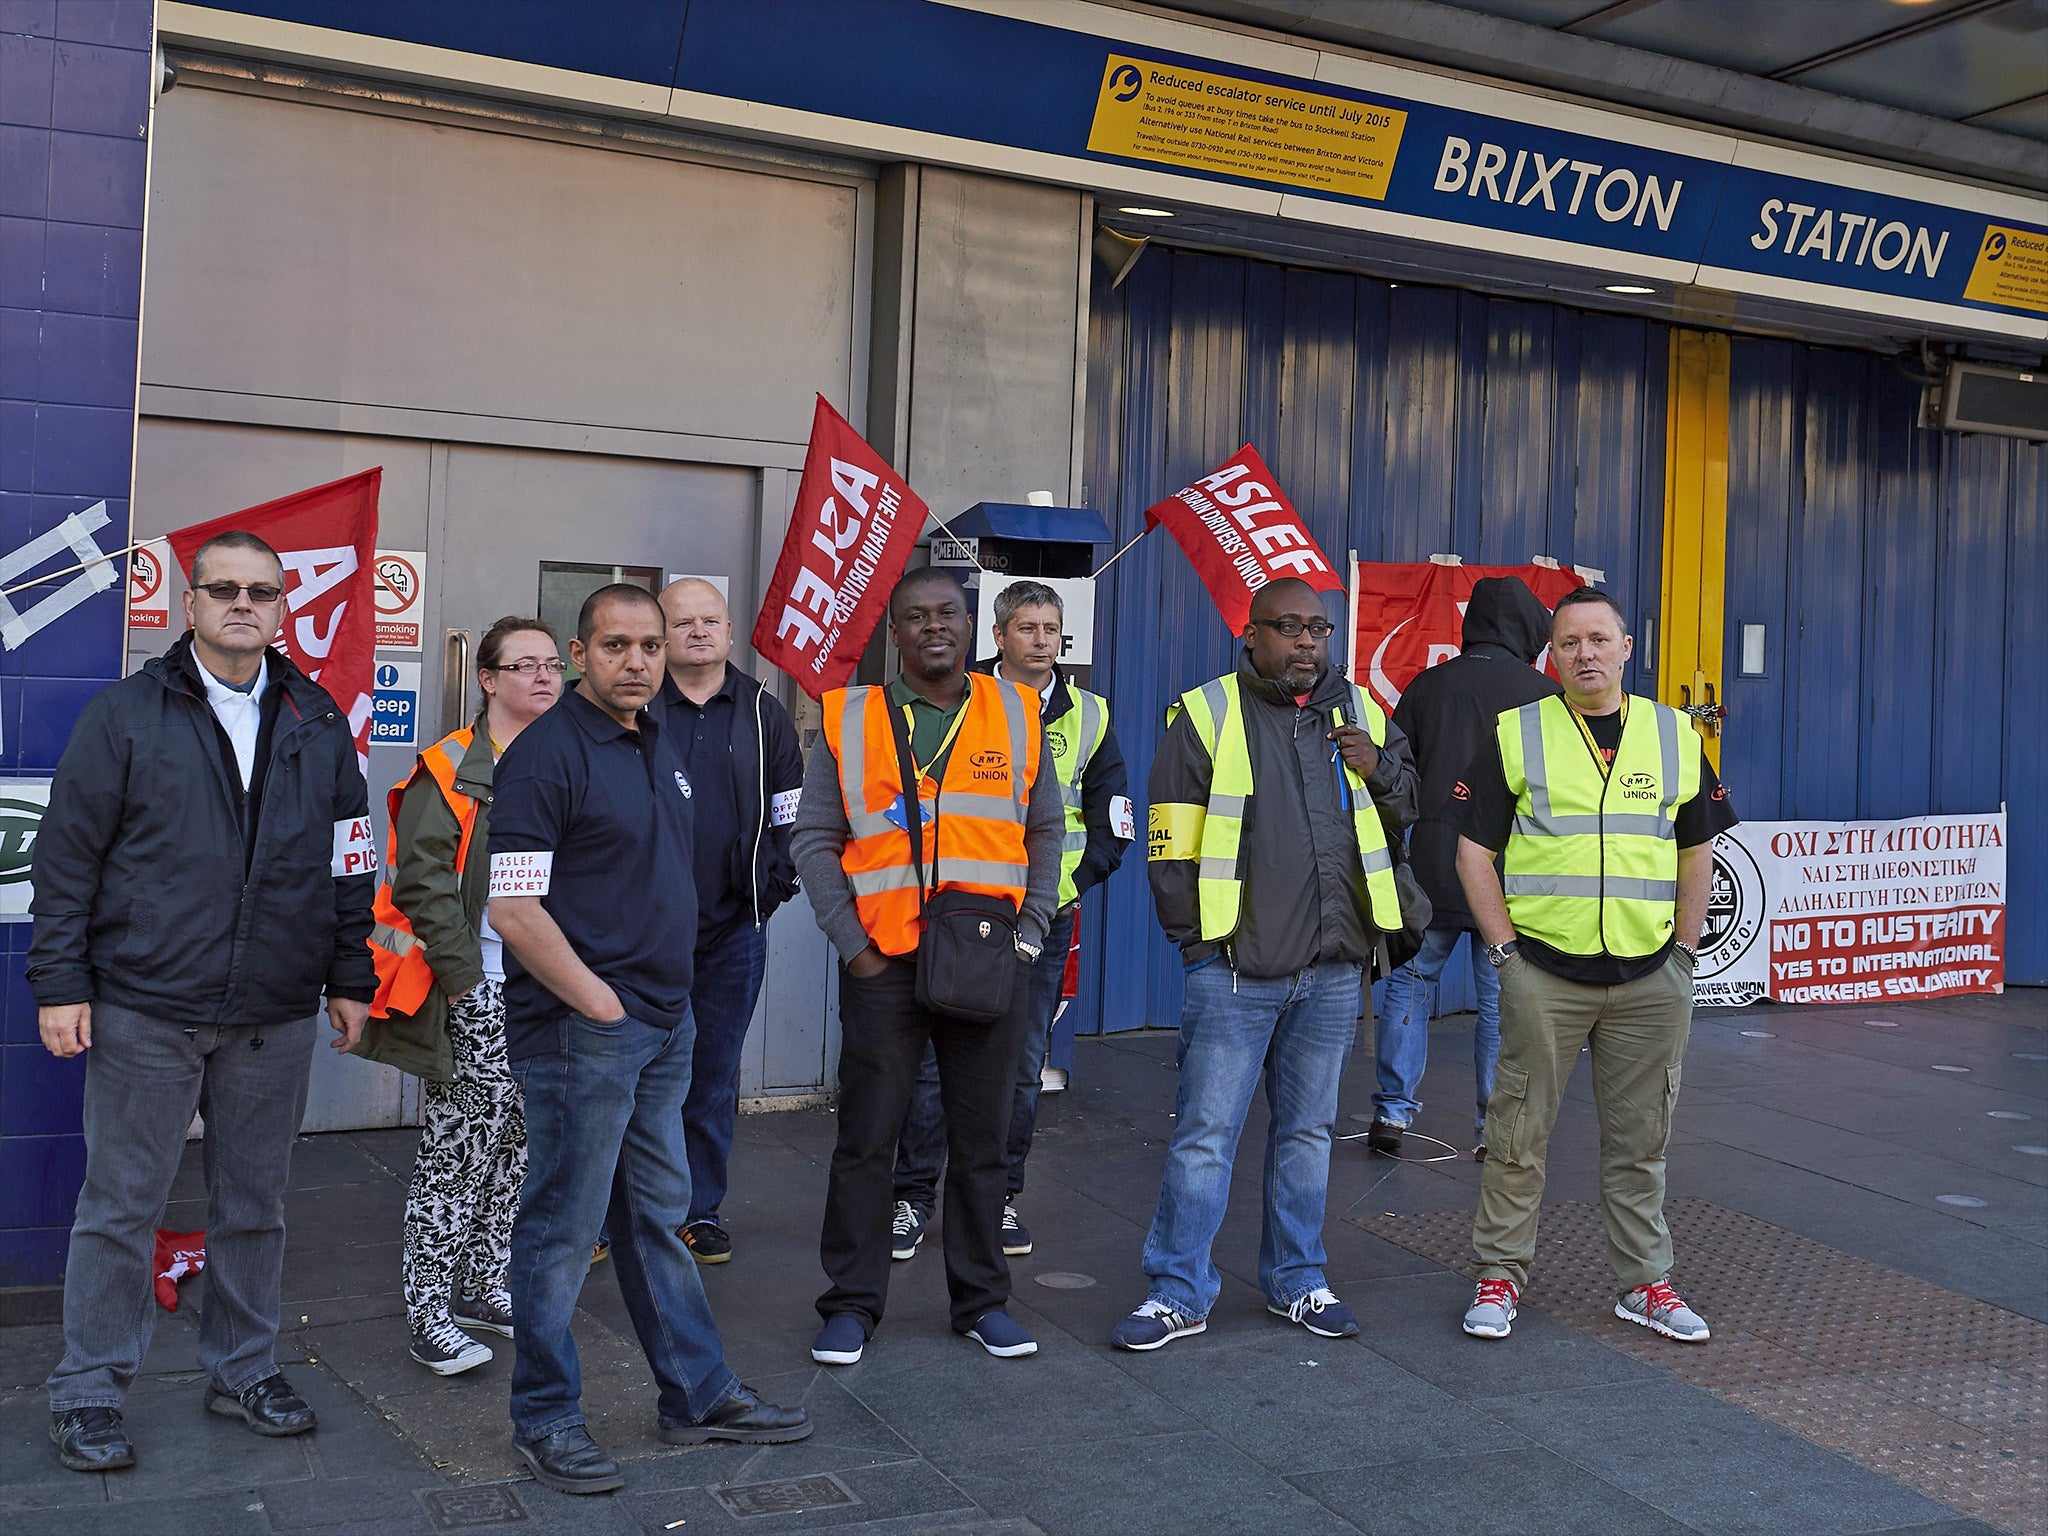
left=1089, top=525, right=1153, bottom=579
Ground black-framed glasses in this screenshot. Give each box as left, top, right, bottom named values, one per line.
left=488, top=659, right=569, bottom=676
left=1251, top=617, right=1335, bottom=639
left=197, top=581, right=284, bottom=604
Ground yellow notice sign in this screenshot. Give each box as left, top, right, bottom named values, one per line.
left=1088, top=55, right=1406, bottom=202
left=1963, top=224, right=2048, bottom=315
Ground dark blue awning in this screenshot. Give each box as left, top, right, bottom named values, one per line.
left=945, top=503, right=1114, bottom=544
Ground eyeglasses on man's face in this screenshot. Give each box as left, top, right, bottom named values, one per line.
left=1251, top=617, right=1335, bottom=639
left=197, top=581, right=284, bottom=604
left=489, top=659, right=569, bottom=676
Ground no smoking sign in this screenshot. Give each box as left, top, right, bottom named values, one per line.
left=374, top=548, right=426, bottom=651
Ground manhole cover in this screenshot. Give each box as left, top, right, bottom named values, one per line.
left=419, top=1484, right=528, bottom=1530
left=1033, top=1271, right=1097, bottom=1289
left=713, top=1474, right=858, bottom=1519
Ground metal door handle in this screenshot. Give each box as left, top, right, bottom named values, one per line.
left=442, top=629, right=470, bottom=738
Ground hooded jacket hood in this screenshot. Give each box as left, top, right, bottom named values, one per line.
left=1460, top=576, right=1552, bottom=665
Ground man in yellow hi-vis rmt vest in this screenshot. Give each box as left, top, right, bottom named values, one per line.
left=1453, top=587, right=1737, bottom=1346
left=1112, top=578, right=1419, bottom=1353
left=891, top=580, right=1133, bottom=1264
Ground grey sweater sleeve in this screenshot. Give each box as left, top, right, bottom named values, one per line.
left=790, top=736, right=872, bottom=964
left=1016, top=725, right=1063, bottom=952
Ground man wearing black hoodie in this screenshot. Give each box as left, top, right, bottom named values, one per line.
left=1368, top=577, right=1561, bottom=1159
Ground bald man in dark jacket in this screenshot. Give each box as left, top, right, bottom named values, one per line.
left=1368, top=577, right=1561, bottom=1157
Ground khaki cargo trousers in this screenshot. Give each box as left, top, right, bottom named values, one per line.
left=1470, top=949, right=1694, bottom=1293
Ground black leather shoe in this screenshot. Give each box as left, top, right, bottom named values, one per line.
left=658, top=1383, right=813, bottom=1446
left=515, top=1425, right=624, bottom=1494
left=49, top=1408, right=135, bottom=1472
left=204, top=1373, right=317, bottom=1437
left=1366, top=1118, right=1405, bottom=1155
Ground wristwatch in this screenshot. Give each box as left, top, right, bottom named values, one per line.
left=1015, top=937, right=1043, bottom=963
left=1675, top=941, right=1699, bottom=964
left=1484, top=940, right=1519, bottom=968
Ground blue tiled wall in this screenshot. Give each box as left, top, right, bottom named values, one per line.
left=0, top=0, right=151, bottom=1289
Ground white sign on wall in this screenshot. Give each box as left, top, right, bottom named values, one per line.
left=372, top=549, right=426, bottom=651
left=127, top=538, right=172, bottom=632
left=976, top=575, right=1095, bottom=665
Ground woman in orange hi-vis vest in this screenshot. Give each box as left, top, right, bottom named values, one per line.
left=789, top=568, right=1066, bottom=1369
left=357, top=616, right=563, bottom=1377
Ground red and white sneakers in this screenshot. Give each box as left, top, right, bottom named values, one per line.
left=1617, top=1279, right=1711, bottom=1342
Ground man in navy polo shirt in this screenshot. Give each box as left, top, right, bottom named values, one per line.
left=488, top=584, right=809, bottom=1495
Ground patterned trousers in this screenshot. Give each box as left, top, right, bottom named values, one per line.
left=401, top=981, right=527, bottom=1331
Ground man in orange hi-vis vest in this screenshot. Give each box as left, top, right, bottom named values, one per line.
left=792, top=568, right=1065, bottom=1369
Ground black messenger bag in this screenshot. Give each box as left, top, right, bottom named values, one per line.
left=885, top=694, right=1019, bottom=1024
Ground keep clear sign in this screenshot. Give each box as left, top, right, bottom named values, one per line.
left=372, top=660, right=421, bottom=748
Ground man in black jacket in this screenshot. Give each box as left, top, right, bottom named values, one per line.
left=29, top=530, right=376, bottom=1473
left=655, top=578, right=805, bottom=1265
left=1368, top=577, right=1561, bottom=1159
left=1114, top=580, right=1418, bottom=1352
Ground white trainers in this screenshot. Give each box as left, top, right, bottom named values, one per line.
left=890, top=1201, right=928, bottom=1262
left=409, top=1316, right=492, bottom=1376
left=1462, top=1277, right=1519, bottom=1339
left=1267, top=1287, right=1360, bottom=1338
left=1617, top=1280, right=1711, bottom=1342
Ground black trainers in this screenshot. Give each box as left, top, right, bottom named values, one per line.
left=204, top=1373, right=316, bottom=1436
left=682, top=1220, right=732, bottom=1265
left=1000, top=1204, right=1033, bottom=1257
left=50, top=1407, right=134, bottom=1472
left=453, top=1289, right=515, bottom=1338
left=410, top=1317, right=493, bottom=1376
left=1366, top=1118, right=1405, bottom=1155
left=890, top=1201, right=928, bottom=1261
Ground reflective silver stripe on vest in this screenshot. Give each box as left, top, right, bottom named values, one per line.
left=1061, top=830, right=1089, bottom=853
left=429, top=736, right=465, bottom=778
left=1502, top=874, right=1679, bottom=901
left=936, top=792, right=1024, bottom=822
left=837, top=687, right=901, bottom=839
left=370, top=922, right=418, bottom=956
left=1198, top=856, right=1237, bottom=882
left=935, top=857, right=1031, bottom=886
left=1071, top=690, right=1104, bottom=780
left=1358, top=844, right=1394, bottom=873
left=1200, top=677, right=1231, bottom=741
left=1208, top=794, right=1247, bottom=819
left=1511, top=701, right=1678, bottom=840
left=998, top=679, right=1030, bottom=815
left=847, top=865, right=922, bottom=896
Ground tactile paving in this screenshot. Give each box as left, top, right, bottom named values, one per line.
left=1358, top=1199, right=2046, bottom=1536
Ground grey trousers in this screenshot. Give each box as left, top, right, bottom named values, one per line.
left=46, top=1002, right=316, bottom=1411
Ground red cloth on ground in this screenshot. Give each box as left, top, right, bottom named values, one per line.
left=153, top=1229, right=206, bottom=1312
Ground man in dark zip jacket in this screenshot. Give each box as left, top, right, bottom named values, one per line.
left=654, top=578, right=804, bottom=1266
left=28, top=530, right=376, bottom=1473
left=1369, top=576, right=1562, bottom=1158
left=1114, top=579, right=1418, bottom=1353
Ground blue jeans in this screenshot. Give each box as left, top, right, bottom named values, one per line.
left=1140, top=959, right=1363, bottom=1317
left=894, top=906, right=1075, bottom=1211
left=508, top=1010, right=738, bottom=1441
left=682, top=922, right=769, bottom=1225
left=1373, top=925, right=1500, bottom=1135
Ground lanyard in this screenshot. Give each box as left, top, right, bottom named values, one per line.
left=1569, top=696, right=1626, bottom=780
left=903, top=700, right=968, bottom=783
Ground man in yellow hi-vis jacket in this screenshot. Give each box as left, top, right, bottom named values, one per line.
left=1454, top=587, right=1736, bottom=1346
left=1113, top=578, right=1418, bottom=1352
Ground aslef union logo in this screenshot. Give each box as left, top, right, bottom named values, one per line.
left=1694, top=834, right=1764, bottom=979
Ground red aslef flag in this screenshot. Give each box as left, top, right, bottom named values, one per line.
left=1144, top=445, right=1343, bottom=632
left=167, top=469, right=382, bottom=765
left=753, top=397, right=929, bottom=699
